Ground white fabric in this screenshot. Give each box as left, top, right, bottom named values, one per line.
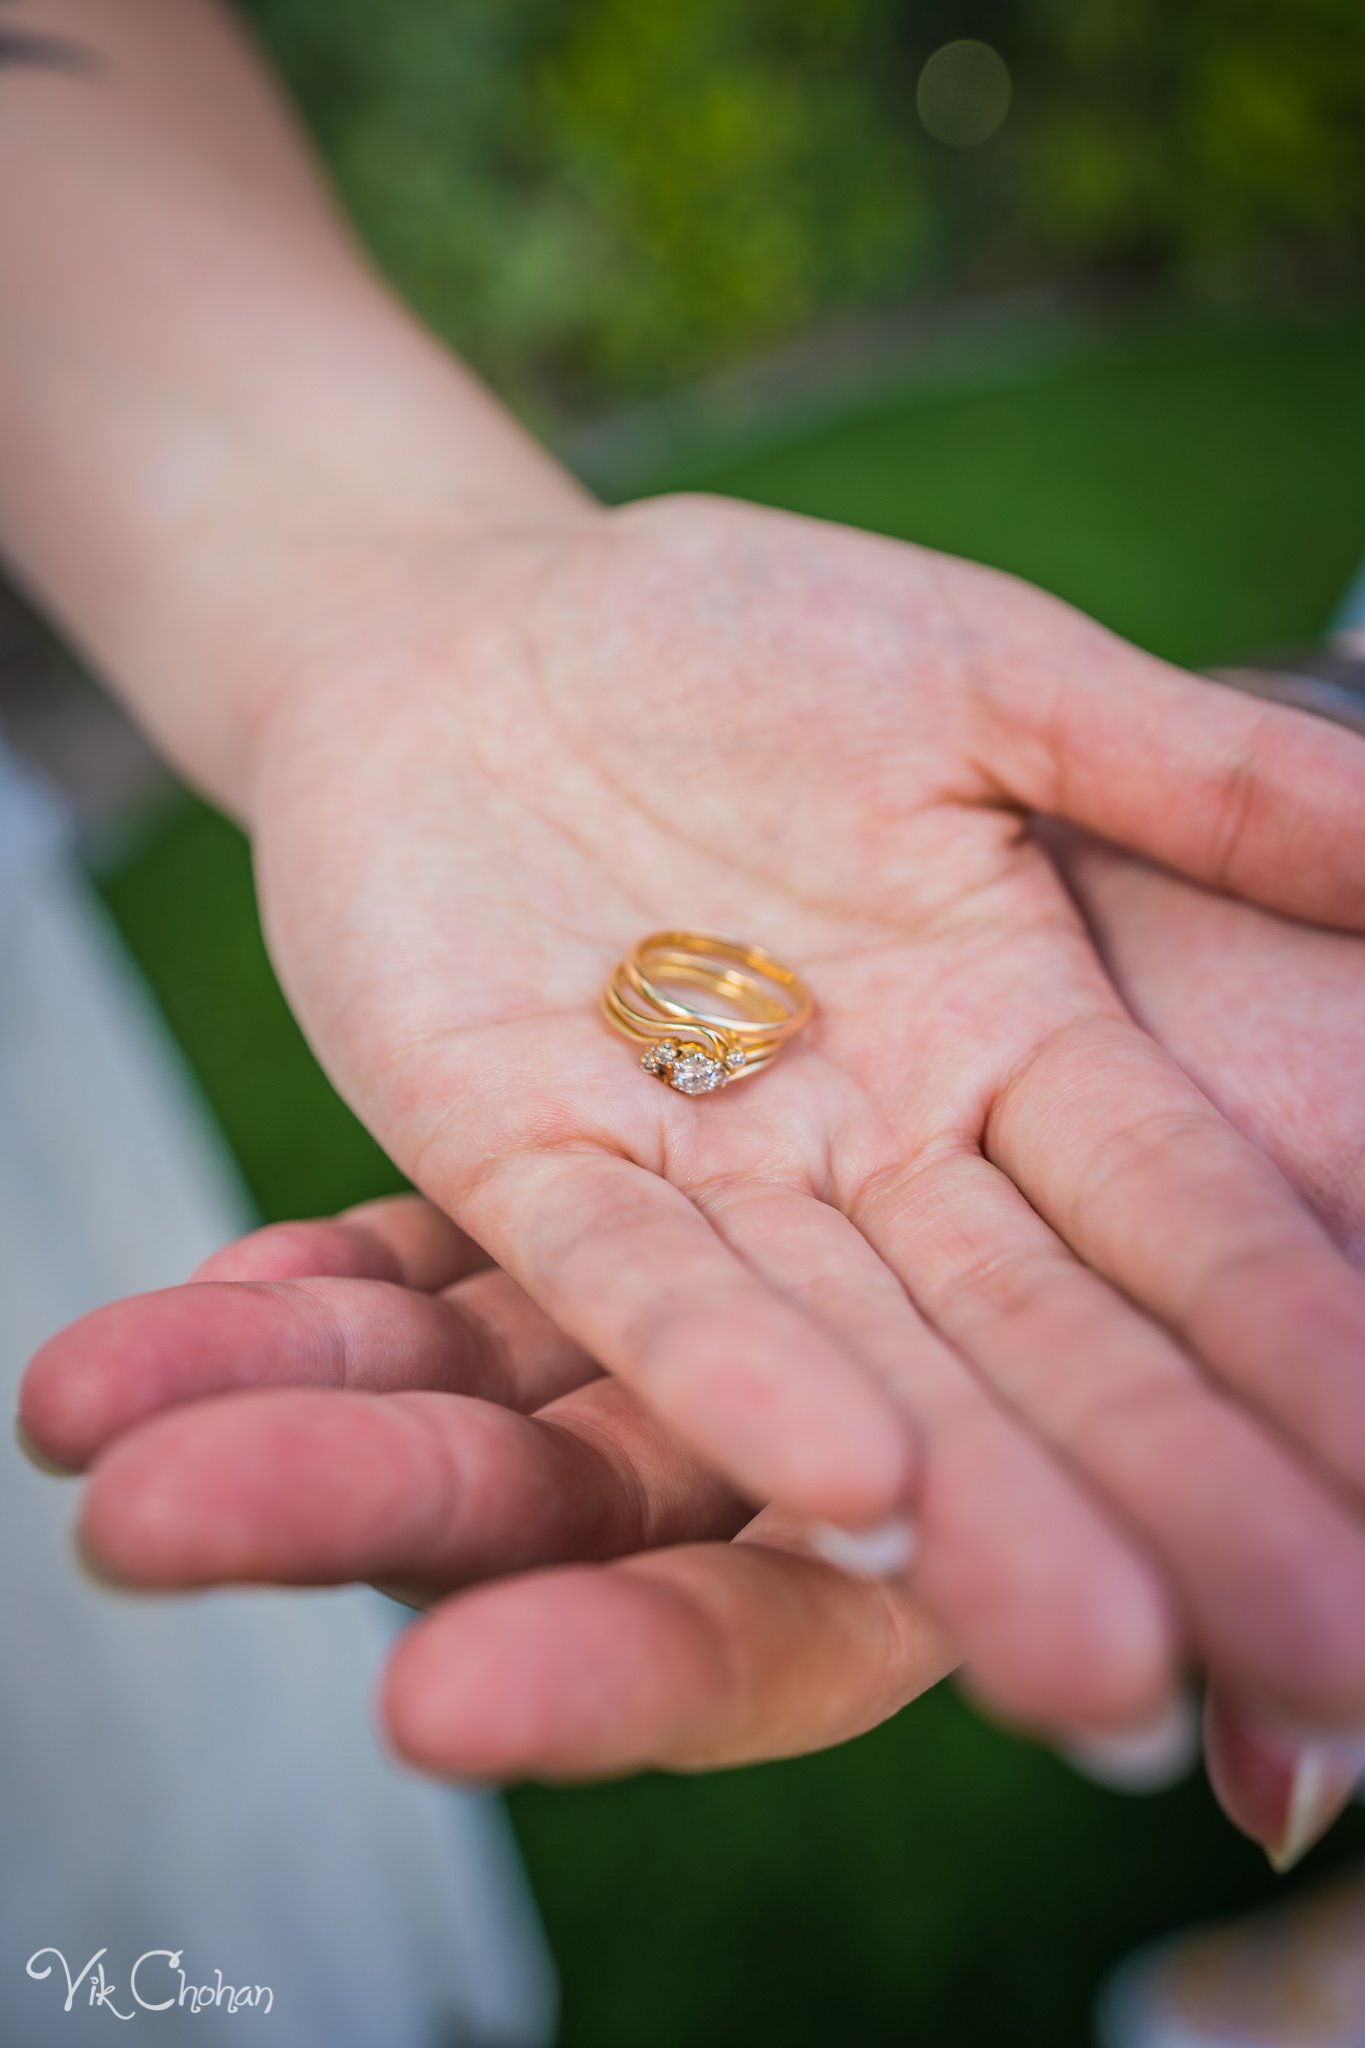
left=0, top=745, right=556, bottom=2046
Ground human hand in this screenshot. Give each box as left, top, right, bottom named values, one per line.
left=26, top=836, right=1365, bottom=1853
left=21, top=1197, right=956, bottom=1778
left=10, top=0, right=1365, bottom=1764
left=236, top=493, right=1365, bottom=1747
left=54, top=491, right=1365, bottom=1755
left=1054, top=826, right=1365, bottom=1859
left=24, top=852, right=1365, bottom=1867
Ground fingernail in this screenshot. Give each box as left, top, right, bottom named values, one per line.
left=809, top=1514, right=917, bottom=1578
left=1268, top=1746, right=1362, bottom=1874
left=1060, top=1693, right=1200, bottom=1794
left=13, top=1418, right=77, bottom=1478
left=1265, top=1720, right=1365, bottom=1780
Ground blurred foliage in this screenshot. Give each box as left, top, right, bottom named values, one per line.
left=1022, top=0, right=1365, bottom=286
left=238, top=0, right=1365, bottom=416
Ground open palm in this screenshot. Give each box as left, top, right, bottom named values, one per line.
left=205, top=492, right=1365, bottom=1741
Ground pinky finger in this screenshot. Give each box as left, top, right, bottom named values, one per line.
left=382, top=1523, right=955, bottom=1782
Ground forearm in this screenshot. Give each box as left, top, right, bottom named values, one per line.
left=0, top=0, right=587, bottom=811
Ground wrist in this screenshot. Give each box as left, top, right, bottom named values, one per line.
left=4, top=260, right=596, bottom=817
left=0, top=0, right=600, bottom=817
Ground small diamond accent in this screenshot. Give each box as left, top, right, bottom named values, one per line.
left=640, top=1038, right=680, bottom=1076
left=724, top=1048, right=747, bottom=1070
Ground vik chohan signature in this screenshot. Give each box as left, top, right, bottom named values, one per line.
left=27, top=1947, right=273, bottom=2020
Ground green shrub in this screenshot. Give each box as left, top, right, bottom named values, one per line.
left=240, top=0, right=1365, bottom=417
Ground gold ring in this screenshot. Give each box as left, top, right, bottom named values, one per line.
left=602, top=930, right=813, bottom=1095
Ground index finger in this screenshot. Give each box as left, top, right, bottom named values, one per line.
left=987, top=1015, right=1365, bottom=1505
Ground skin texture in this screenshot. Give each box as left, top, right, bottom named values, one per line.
left=5, top=3, right=1365, bottom=1823
left=23, top=824, right=1365, bottom=1848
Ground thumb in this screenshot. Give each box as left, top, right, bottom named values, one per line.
left=955, top=556, right=1365, bottom=928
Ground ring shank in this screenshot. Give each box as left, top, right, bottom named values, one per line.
left=626, top=931, right=812, bottom=1038
left=603, top=929, right=811, bottom=1084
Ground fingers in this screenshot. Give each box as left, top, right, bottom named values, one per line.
left=458, top=1150, right=921, bottom=1533
left=959, top=558, right=1365, bottom=927
left=382, top=1532, right=955, bottom=1780
left=192, top=1195, right=491, bottom=1290
left=21, top=1265, right=596, bottom=1468
left=862, top=1144, right=1365, bottom=1730
left=986, top=1016, right=1365, bottom=1504
left=77, top=1377, right=745, bottom=1592
left=1042, top=824, right=1365, bottom=1261
left=700, top=1179, right=1178, bottom=1733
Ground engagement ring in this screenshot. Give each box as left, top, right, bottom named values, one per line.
left=602, top=930, right=813, bottom=1095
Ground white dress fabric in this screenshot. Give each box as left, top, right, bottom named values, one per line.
left=0, top=741, right=556, bottom=2046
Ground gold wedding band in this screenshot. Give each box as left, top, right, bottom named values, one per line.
left=602, top=930, right=813, bottom=1095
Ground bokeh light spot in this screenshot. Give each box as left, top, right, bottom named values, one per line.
left=916, top=40, right=1012, bottom=148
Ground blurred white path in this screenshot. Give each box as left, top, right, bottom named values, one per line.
left=0, top=742, right=555, bottom=2047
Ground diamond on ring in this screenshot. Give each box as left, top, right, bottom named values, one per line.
left=639, top=1040, right=728, bottom=1093
left=639, top=1039, right=679, bottom=1077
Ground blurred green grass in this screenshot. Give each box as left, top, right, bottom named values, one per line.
left=97, top=311, right=1365, bottom=2048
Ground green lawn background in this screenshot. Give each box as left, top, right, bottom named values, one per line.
left=98, top=310, right=1365, bottom=2048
